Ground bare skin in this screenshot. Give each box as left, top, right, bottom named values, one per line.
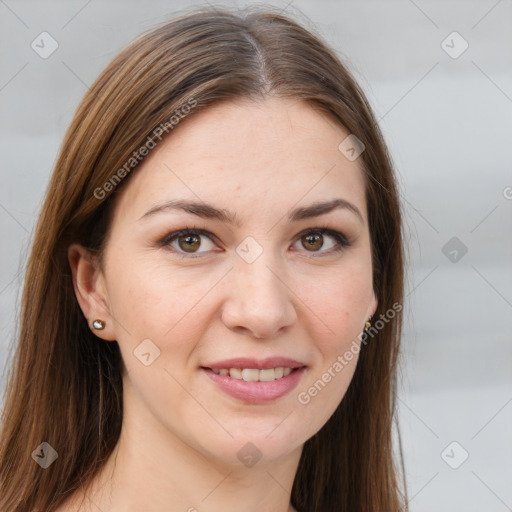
left=64, top=97, right=377, bottom=512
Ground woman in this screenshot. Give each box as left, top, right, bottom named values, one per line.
left=0, top=7, right=407, bottom=511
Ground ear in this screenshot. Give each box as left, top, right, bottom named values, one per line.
left=367, top=289, right=378, bottom=322
left=67, top=243, right=116, bottom=341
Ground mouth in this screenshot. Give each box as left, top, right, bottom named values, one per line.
left=202, top=366, right=302, bottom=381
left=200, top=365, right=307, bottom=403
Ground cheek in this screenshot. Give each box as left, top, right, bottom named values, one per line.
left=296, top=259, right=373, bottom=346
left=103, top=254, right=226, bottom=390
left=293, top=267, right=370, bottom=427
left=104, top=252, right=209, bottom=337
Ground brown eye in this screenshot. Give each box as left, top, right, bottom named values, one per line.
left=178, top=234, right=201, bottom=252
left=161, top=229, right=216, bottom=256
left=293, top=228, right=351, bottom=256
left=302, top=232, right=324, bottom=251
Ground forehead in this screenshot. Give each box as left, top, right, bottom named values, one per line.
left=112, top=97, right=368, bottom=224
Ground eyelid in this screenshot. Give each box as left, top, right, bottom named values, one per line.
left=292, top=227, right=351, bottom=256
left=158, top=226, right=351, bottom=258
left=158, top=228, right=218, bottom=256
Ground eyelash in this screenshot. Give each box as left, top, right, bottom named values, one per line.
left=158, top=226, right=352, bottom=259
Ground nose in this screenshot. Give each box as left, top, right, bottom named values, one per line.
left=221, top=256, right=297, bottom=340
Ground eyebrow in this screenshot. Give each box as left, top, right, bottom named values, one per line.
left=138, top=198, right=364, bottom=225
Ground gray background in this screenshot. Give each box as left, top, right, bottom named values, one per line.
left=1, top=1, right=511, bottom=510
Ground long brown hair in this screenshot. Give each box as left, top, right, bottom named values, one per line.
left=0, top=7, right=407, bottom=511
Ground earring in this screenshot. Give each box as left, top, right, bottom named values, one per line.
left=92, top=319, right=105, bottom=330
left=365, top=320, right=371, bottom=330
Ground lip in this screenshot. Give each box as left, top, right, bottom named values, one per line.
left=201, top=366, right=306, bottom=403
left=203, top=357, right=306, bottom=370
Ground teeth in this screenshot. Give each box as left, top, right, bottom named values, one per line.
left=229, top=368, right=242, bottom=379
left=210, top=367, right=296, bottom=381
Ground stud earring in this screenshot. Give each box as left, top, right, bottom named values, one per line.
left=365, top=320, right=372, bottom=330
left=92, top=319, right=105, bottom=330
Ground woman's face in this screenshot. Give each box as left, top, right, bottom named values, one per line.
left=78, top=97, right=377, bottom=467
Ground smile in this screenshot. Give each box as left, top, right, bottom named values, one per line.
left=201, top=366, right=306, bottom=403
left=209, top=367, right=295, bottom=381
